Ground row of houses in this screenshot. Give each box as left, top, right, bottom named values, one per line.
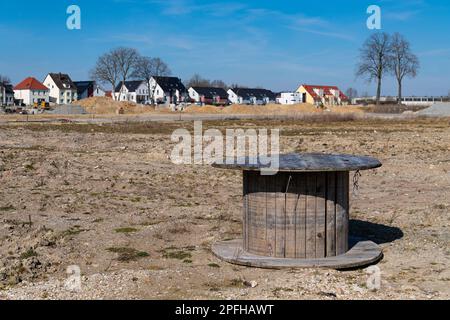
left=2, top=71, right=349, bottom=107
left=190, top=84, right=349, bottom=106
left=115, top=80, right=349, bottom=106
left=5, top=73, right=106, bottom=107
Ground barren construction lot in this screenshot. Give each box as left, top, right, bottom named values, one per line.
left=0, top=117, right=449, bottom=300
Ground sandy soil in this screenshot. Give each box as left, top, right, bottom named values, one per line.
left=0, top=118, right=449, bottom=300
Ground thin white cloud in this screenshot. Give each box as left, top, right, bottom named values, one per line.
left=289, top=26, right=355, bottom=41
left=418, top=48, right=450, bottom=57
left=385, top=10, right=421, bottom=21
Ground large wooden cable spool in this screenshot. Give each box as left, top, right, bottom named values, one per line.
left=212, top=153, right=384, bottom=269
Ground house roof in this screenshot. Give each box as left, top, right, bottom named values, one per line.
left=115, top=80, right=146, bottom=93
left=1, top=82, right=14, bottom=94
left=47, top=73, right=77, bottom=90
left=191, top=87, right=228, bottom=99
left=153, top=76, right=186, bottom=93
left=301, top=84, right=349, bottom=101
left=5, top=84, right=14, bottom=94
left=73, top=81, right=95, bottom=95
left=231, top=88, right=276, bottom=101
left=14, top=77, right=49, bottom=91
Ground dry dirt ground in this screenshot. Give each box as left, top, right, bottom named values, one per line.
left=0, top=118, right=449, bottom=300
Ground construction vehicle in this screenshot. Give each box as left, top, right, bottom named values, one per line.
left=33, top=101, right=50, bottom=110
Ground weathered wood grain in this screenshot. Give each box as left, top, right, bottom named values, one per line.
left=315, top=172, right=326, bottom=258
left=243, top=170, right=249, bottom=252
left=305, top=173, right=316, bottom=258
left=275, top=174, right=287, bottom=257
left=213, top=153, right=382, bottom=172
left=336, top=172, right=349, bottom=255
left=295, top=176, right=306, bottom=259
left=326, top=172, right=337, bottom=257
left=243, top=170, right=352, bottom=260
left=213, top=239, right=383, bottom=270
left=265, top=174, right=276, bottom=257
left=285, top=174, right=297, bottom=258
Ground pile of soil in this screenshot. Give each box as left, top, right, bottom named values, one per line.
left=364, top=104, right=429, bottom=114
left=185, top=103, right=363, bottom=115
left=76, top=97, right=156, bottom=115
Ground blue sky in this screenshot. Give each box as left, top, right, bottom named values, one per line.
left=0, top=0, right=449, bottom=96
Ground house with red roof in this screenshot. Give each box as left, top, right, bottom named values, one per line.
left=14, top=77, right=49, bottom=106
left=296, top=84, right=349, bottom=106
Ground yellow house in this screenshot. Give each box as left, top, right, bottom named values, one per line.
left=297, top=84, right=349, bottom=106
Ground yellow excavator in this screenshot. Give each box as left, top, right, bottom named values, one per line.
left=33, top=101, right=50, bottom=110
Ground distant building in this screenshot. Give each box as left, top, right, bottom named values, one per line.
left=297, top=84, right=348, bottom=106
left=114, top=80, right=149, bottom=104
left=188, top=87, right=229, bottom=105
left=0, top=82, right=14, bottom=106
left=150, top=76, right=187, bottom=105
left=73, top=81, right=105, bottom=100
left=13, top=77, right=49, bottom=106
left=277, top=92, right=303, bottom=105
left=352, top=96, right=450, bottom=107
left=227, top=88, right=276, bottom=105
left=43, top=73, right=78, bottom=104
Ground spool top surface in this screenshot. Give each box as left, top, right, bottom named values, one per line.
left=212, top=153, right=382, bottom=172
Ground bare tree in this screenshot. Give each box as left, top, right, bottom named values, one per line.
left=90, top=52, right=120, bottom=100
left=133, top=56, right=155, bottom=104
left=133, top=56, right=171, bottom=104
left=345, top=88, right=358, bottom=101
left=186, top=74, right=210, bottom=88
left=389, top=33, right=419, bottom=104
left=152, top=58, right=171, bottom=77
left=210, top=80, right=228, bottom=89
left=230, top=83, right=247, bottom=89
left=356, top=33, right=391, bottom=105
left=112, top=47, right=140, bottom=89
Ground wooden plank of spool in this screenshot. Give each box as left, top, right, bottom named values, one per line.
left=315, top=172, right=326, bottom=258
left=305, top=173, right=316, bottom=258
left=253, top=172, right=267, bottom=255
left=326, top=172, right=337, bottom=257
left=285, top=174, right=297, bottom=258
left=266, top=174, right=276, bottom=257
left=275, top=173, right=286, bottom=257
left=295, top=175, right=307, bottom=259
left=336, top=172, right=349, bottom=255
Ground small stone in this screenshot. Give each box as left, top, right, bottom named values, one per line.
left=244, top=280, right=258, bottom=288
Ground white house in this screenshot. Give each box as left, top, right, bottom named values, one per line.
left=188, top=87, right=229, bottom=105
left=149, top=76, right=187, bottom=105
left=277, top=92, right=304, bottom=105
left=73, top=81, right=105, bottom=100
left=43, top=73, right=78, bottom=104
left=13, top=77, right=49, bottom=106
left=0, top=83, right=14, bottom=106
left=227, top=88, right=276, bottom=105
left=114, top=80, right=149, bottom=104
